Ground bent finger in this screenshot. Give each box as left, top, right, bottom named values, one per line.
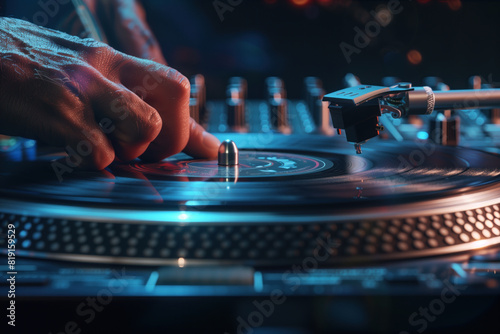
left=89, top=77, right=162, bottom=162
left=182, top=118, right=220, bottom=159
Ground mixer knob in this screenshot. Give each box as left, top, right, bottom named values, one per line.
left=469, top=75, right=486, bottom=90
left=303, top=77, right=334, bottom=135
left=304, top=76, right=322, bottom=89
left=308, top=86, right=324, bottom=125
left=491, top=109, right=500, bottom=124
left=343, top=73, right=361, bottom=88
left=303, top=76, right=322, bottom=113
left=266, top=77, right=290, bottom=133
left=189, top=74, right=207, bottom=124
left=226, top=79, right=247, bottom=132
left=266, top=76, right=284, bottom=89
left=269, top=96, right=290, bottom=134
left=423, top=77, right=449, bottom=91
left=226, top=89, right=246, bottom=131
left=469, top=75, right=500, bottom=124
left=266, top=77, right=286, bottom=100
left=428, top=113, right=460, bottom=146
left=189, top=89, right=200, bottom=124
left=229, top=77, right=247, bottom=100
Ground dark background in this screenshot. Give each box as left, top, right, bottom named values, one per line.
left=142, top=0, right=500, bottom=99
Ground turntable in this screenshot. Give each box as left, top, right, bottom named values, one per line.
left=2, top=75, right=500, bottom=334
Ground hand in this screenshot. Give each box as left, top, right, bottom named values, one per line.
left=0, top=17, right=220, bottom=170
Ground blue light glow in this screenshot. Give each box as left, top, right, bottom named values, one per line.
left=254, top=271, right=263, bottom=292
left=417, top=131, right=429, bottom=140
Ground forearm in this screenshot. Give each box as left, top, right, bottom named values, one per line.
left=93, top=0, right=167, bottom=64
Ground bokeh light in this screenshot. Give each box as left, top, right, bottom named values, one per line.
left=407, top=49, right=423, bottom=65
left=290, top=0, right=311, bottom=7
left=447, top=0, right=462, bottom=11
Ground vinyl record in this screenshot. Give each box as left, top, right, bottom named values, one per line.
left=1, top=136, right=500, bottom=209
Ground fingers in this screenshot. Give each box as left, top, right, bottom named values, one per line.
left=39, top=96, right=117, bottom=171
left=35, top=114, right=115, bottom=171
left=0, top=60, right=115, bottom=170
left=110, top=59, right=187, bottom=161
left=58, top=79, right=163, bottom=169
left=62, top=127, right=116, bottom=171
left=19, top=62, right=163, bottom=169
left=44, top=48, right=217, bottom=166
left=182, top=118, right=220, bottom=159
left=89, top=77, right=163, bottom=162
left=71, top=40, right=220, bottom=162
left=141, top=117, right=220, bottom=162
left=39, top=61, right=164, bottom=167
left=107, top=58, right=221, bottom=161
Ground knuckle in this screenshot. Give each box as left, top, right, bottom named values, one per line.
left=147, top=108, right=163, bottom=134
left=136, top=106, right=162, bottom=143
left=164, top=67, right=191, bottom=97
left=59, top=62, right=97, bottom=96
left=107, top=89, right=162, bottom=144
left=31, top=61, right=100, bottom=108
left=61, top=61, right=98, bottom=76
left=79, top=38, right=113, bottom=54
left=147, top=64, right=190, bottom=98
left=78, top=38, right=122, bottom=70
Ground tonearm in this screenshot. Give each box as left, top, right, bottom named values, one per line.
left=322, top=83, right=500, bottom=153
